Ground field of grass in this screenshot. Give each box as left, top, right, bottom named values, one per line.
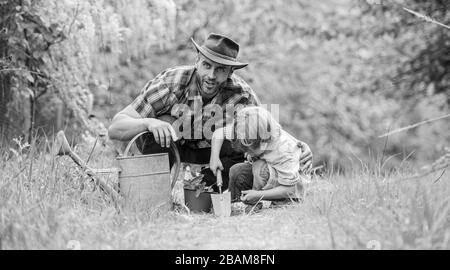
left=1, top=136, right=449, bottom=250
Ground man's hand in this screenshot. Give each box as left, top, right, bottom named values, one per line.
left=146, top=118, right=178, bottom=148
left=209, top=156, right=224, bottom=176
left=240, top=190, right=263, bottom=204
left=299, top=141, right=313, bottom=173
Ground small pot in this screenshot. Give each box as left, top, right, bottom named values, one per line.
left=184, top=189, right=214, bottom=213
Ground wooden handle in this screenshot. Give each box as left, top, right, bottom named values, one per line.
left=216, top=170, right=223, bottom=188
left=55, top=131, right=122, bottom=206
left=55, top=130, right=73, bottom=156
left=55, top=131, right=87, bottom=169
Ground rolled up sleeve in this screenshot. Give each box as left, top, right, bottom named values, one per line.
left=131, top=73, right=175, bottom=118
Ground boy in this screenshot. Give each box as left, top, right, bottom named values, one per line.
left=209, top=106, right=311, bottom=208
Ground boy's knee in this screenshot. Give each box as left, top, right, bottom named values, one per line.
left=252, top=160, right=270, bottom=189
left=229, top=163, right=252, bottom=189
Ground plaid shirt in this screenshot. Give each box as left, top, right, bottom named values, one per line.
left=131, top=66, right=260, bottom=148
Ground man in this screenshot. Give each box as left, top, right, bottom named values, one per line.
left=108, top=33, right=312, bottom=189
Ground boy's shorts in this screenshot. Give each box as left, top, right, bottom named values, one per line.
left=229, top=160, right=305, bottom=203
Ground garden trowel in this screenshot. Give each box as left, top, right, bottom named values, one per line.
left=211, top=169, right=231, bottom=217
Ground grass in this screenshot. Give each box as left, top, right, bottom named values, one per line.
left=0, top=135, right=449, bottom=250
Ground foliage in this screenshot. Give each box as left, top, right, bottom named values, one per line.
left=352, top=0, right=450, bottom=166
left=1, top=0, right=175, bottom=143
left=183, top=175, right=213, bottom=196
left=1, top=0, right=449, bottom=251
left=158, top=0, right=448, bottom=168
left=359, top=0, right=450, bottom=101
left=1, top=0, right=65, bottom=140
left=1, top=141, right=449, bottom=249
left=1, top=0, right=448, bottom=170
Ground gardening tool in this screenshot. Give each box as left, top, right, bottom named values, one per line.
left=54, top=131, right=181, bottom=211
left=211, top=170, right=231, bottom=217
left=54, top=130, right=122, bottom=206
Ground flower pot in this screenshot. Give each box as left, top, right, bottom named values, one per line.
left=184, top=189, right=214, bottom=213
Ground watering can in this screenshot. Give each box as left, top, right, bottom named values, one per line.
left=54, top=131, right=181, bottom=212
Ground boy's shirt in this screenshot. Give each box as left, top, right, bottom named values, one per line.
left=223, top=125, right=307, bottom=188
left=251, top=130, right=304, bottom=189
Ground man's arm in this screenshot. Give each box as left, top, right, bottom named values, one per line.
left=108, top=105, right=176, bottom=148
left=108, top=105, right=150, bottom=141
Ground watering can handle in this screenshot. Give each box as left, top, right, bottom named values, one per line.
left=123, top=132, right=181, bottom=190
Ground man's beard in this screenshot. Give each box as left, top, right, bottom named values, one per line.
left=197, top=75, right=221, bottom=98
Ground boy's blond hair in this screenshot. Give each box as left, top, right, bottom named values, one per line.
left=234, top=106, right=281, bottom=147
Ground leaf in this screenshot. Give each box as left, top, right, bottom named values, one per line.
left=24, top=72, right=34, bottom=83
left=49, top=23, right=59, bottom=32
left=194, top=182, right=207, bottom=198
left=32, top=50, right=44, bottom=59
left=9, top=148, right=19, bottom=157
left=25, top=87, right=34, bottom=98
left=183, top=173, right=209, bottom=198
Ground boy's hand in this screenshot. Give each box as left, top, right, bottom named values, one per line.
left=299, top=141, right=313, bottom=173
left=244, top=153, right=254, bottom=164
left=209, top=157, right=224, bottom=176
left=241, top=190, right=263, bottom=204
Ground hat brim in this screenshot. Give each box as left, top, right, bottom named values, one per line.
left=191, top=38, right=248, bottom=69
